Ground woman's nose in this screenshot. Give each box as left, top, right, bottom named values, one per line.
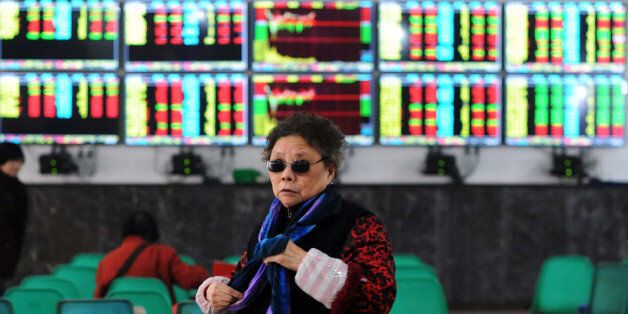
left=281, top=167, right=295, bottom=181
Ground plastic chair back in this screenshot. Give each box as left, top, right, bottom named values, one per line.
left=176, top=301, right=202, bottom=314
left=173, top=285, right=195, bottom=303
left=394, top=253, right=423, bottom=268
left=588, top=263, right=628, bottom=314
left=57, top=299, right=134, bottom=314
left=52, top=264, right=97, bottom=298
left=108, top=277, right=171, bottom=303
left=106, top=290, right=171, bottom=314
left=71, top=253, right=106, bottom=269
left=0, top=299, right=13, bottom=314
left=390, top=277, right=448, bottom=314
left=4, top=287, right=63, bottom=314
left=395, top=264, right=438, bottom=281
left=531, top=255, right=594, bottom=314
left=222, top=254, right=241, bottom=265
left=179, top=255, right=196, bottom=265
left=20, top=275, right=79, bottom=298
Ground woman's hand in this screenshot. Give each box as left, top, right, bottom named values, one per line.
left=263, top=240, right=307, bottom=271
left=204, top=281, right=243, bottom=310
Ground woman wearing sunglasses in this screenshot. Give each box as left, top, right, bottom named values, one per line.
left=196, top=113, right=396, bottom=313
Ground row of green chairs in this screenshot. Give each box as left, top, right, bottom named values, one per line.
left=70, top=252, right=197, bottom=303
left=391, top=253, right=448, bottom=314
left=4, top=264, right=97, bottom=314
left=531, top=255, right=628, bottom=314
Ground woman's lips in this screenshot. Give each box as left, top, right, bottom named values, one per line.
left=281, top=188, right=297, bottom=194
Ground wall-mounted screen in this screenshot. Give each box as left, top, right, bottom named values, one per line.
left=125, top=73, right=247, bottom=145
left=505, top=1, right=626, bottom=73
left=0, top=0, right=119, bottom=70
left=380, top=73, right=500, bottom=145
left=0, top=72, right=120, bottom=144
left=252, top=0, right=374, bottom=72
left=251, top=74, right=373, bottom=145
left=505, top=74, right=626, bottom=146
left=123, top=0, right=246, bottom=72
left=378, top=0, right=500, bottom=72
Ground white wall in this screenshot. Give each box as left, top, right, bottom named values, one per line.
left=17, top=142, right=628, bottom=184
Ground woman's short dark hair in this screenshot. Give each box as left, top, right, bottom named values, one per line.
left=262, top=113, right=346, bottom=170
left=0, top=143, right=25, bottom=165
left=122, top=211, right=160, bottom=242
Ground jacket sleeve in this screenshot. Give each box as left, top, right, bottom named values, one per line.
left=331, top=214, right=397, bottom=313
left=168, top=250, right=210, bottom=289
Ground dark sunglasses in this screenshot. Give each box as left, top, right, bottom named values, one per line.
left=266, top=158, right=325, bottom=173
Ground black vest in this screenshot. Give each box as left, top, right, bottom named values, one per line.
left=237, top=199, right=370, bottom=314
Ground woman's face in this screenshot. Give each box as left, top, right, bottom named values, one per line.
left=269, top=135, right=335, bottom=208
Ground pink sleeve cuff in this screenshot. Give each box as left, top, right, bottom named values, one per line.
left=195, top=276, right=230, bottom=314
left=295, top=248, right=348, bottom=309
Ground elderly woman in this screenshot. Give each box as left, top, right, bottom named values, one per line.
left=196, top=113, right=396, bottom=313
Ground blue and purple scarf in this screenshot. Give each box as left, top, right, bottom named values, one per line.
left=226, top=184, right=340, bottom=314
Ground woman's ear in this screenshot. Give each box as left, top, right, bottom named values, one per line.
left=327, top=167, right=336, bottom=180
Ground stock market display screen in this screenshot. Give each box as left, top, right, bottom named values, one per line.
left=380, top=73, right=500, bottom=145
left=124, top=0, right=246, bottom=72
left=505, top=1, right=626, bottom=73
left=0, top=72, right=120, bottom=144
left=378, top=0, right=500, bottom=72
left=124, top=73, right=247, bottom=145
left=0, top=0, right=119, bottom=70
left=251, top=74, right=373, bottom=145
left=505, top=74, right=626, bottom=146
left=252, top=0, right=374, bottom=72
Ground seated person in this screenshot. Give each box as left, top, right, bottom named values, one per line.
left=95, top=211, right=208, bottom=303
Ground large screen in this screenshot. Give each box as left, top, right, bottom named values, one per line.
left=378, top=0, right=500, bottom=72
left=252, top=0, right=374, bottom=72
left=380, top=73, right=500, bottom=145
left=0, top=0, right=119, bottom=70
left=124, top=0, right=246, bottom=72
left=251, top=74, right=373, bottom=145
left=0, top=72, right=120, bottom=144
left=505, top=1, right=627, bottom=73
left=125, top=73, right=247, bottom=145
left=505, top=74, right=626, bottom=146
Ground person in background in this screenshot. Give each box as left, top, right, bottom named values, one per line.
left=0, top=143, right=28, bottom=296
left=196, top=113, right=396, bottom=313
left=95, top=211, right=209, bottom=303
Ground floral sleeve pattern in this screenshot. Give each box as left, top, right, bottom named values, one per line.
left=332, top=214, right=396, bottom=313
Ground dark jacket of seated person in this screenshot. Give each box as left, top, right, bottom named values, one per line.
left=94, top=211, right=208, bottom=303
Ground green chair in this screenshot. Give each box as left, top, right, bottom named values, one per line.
left=0, top=299, right=13, bottom=314
left=179, top=255, right=196, bottom=266
left=587, top=263, right=628, bottom=314
left=106, top=291, right=171, bottom=314
left=52, top=264, right=97, bottom=299
left=20, top=275, right=79, bottom=298
left=57, top=299, right=134, bottom=314
left=176, top=301, right=202, bottom=314
left=4, top=287, right=63, bottom=314
left=394, top=253, right=423, bottom=268
left=173, top=285, right=196, bottom=303
left=531, top=255, right=594, bottom=314
left=108, top=277, right=171, bottom=304
left=222, top=254, right=241, bottom=265
left=395, top=264, right=438, bottom=281
left=390, top=277, right=448, bottom=314
left=71, top=253, right=105, bottom=269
